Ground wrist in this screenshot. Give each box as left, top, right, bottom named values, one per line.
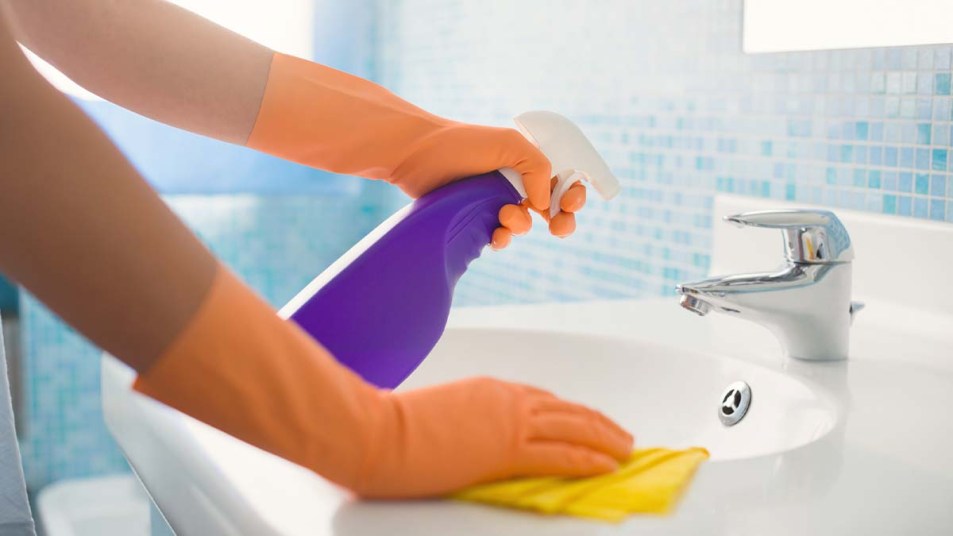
left=246, top=52, right=448, bottom=180
left=348, top=390, right=399, bottom=495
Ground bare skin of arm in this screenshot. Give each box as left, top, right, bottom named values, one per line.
left=3, top=0, right=273, bottom=144
left=0, top=10, right=217, bottom=372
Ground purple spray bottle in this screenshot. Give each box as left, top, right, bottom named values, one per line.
left=279, top=112, right=620, bottom=388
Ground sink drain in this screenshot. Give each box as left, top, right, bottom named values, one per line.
left=719, top=381, right=751, bottom=426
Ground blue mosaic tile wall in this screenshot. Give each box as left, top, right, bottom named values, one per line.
left=18, top=190, right=390, bottom=490
left=376, top=0, right=953, bottom=305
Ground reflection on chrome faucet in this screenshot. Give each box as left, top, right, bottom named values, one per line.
left=676, top=209, right=859, bottom=361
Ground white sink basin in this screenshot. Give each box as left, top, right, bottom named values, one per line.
left=405, top=329, right=835, bottom=461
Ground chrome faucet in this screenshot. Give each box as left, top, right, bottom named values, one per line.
left=676, top=209, right=860, bottom=361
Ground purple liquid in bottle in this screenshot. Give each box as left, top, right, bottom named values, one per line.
left=283, top=172, right=521, bottom=388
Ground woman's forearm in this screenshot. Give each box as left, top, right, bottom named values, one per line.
left=4, top=0, right=273, bottom=144
left=0, top=12, right=217, bottom=372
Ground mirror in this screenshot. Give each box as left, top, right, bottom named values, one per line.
left=744, top=0, right=953, bottom=53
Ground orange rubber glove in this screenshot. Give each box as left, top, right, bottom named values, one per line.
left=134, top=264, right=634, bottom=498
left=246, top=52, right=584, bottom=248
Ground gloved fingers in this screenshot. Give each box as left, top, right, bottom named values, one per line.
left=507, top=132, right=552, bottom=212
left=492, top=177, right=586, bottom=249
left=560, top=182, right=587, bottom=213
left=548, top=179, right=585, bottom=237
left=518, top=442, right=619, bottom=477
left=518, top=384, right=557, bottom=398
left=531, top=396, right=605, bottom=416
left=524, top=179, right=558, bottom=223
left=526, top=179, right=585, bottom=237
left=588, top=409, right=635, bottom=448
left=498, top=204, right=532, bottom=235
left=545, top=176, right=586, bottom=211
left=548, top=212, right=576, bottom=238
left=490, top=227, right=512, bottom=250
left=523, top=198, right=549, bottom=222
left=531, top=398, right=633, bottom=449
left=527, top=414, right=633, bottom=461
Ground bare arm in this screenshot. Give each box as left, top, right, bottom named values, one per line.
left=3, top=0, right=273, bottom=144
left=0, top=9, right=217, bottom=372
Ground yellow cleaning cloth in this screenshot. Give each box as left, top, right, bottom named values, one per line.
left=454, top=447, right=709, bottom=522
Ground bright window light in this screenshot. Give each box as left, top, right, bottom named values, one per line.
left=166, top=0, right=314, bottom=58
left=745, top=0, right=953, bottom=52
left=22, top=47, right=101, bottom=101
left=25, top=0, right=314, bottom=101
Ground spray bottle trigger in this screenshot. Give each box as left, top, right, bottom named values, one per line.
left=500, top=111, right=619, bottom=217
left=549, top=170, right=586, bottom=218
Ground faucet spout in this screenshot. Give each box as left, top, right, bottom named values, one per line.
left=676, top=209, right=856, bottom=361
left=677, top=293, right=712, bottom=316
left=678, top=264, right=819, bottom=312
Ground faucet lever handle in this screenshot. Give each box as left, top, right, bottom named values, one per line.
left=725, top=209, right=854, bottom=264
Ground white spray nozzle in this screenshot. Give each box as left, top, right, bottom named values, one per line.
left=502, top=111, right=620, bottom=218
